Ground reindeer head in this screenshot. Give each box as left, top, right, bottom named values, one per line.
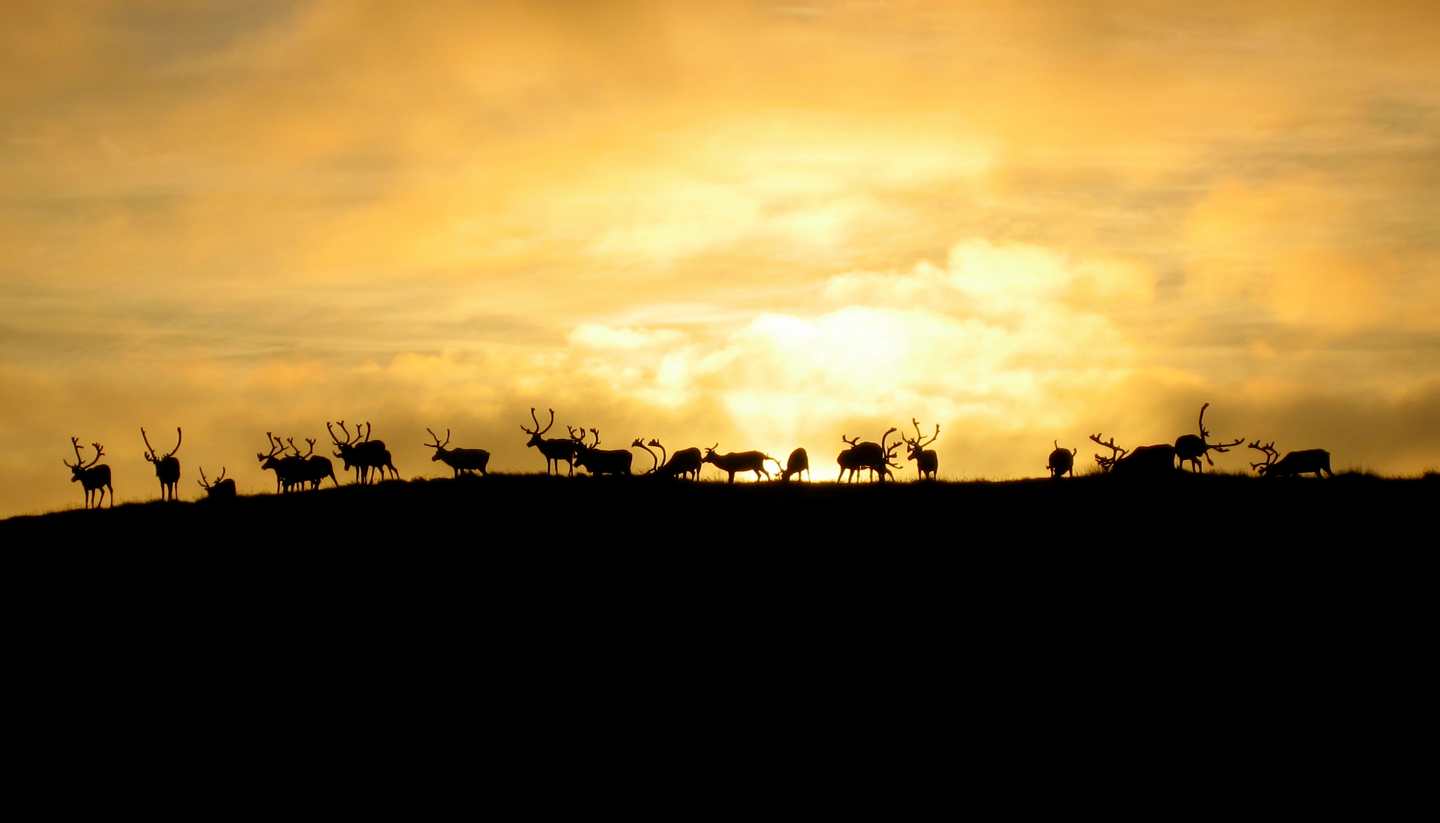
left=63, top=436, right=104, bottom=482
left=1248, top=440, right=1280, bottom=476
left=702, top=443, right=721, bottom=463
left=1089, top=433, right=1127, bottom=473
left=520, top=408, right=556, bottom=448
left=425, top=427, right=452, bottom=461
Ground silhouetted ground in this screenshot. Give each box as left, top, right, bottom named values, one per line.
left=5, top=472, right=1431, bottom=781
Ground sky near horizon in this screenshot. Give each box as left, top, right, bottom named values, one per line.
left=4, top=0, right=1440, bottom=514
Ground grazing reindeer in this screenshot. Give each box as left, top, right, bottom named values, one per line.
left=1174, top=403, right=1244, bottom=473
left=571, top=428, right=634, bottom=476
left=837, top=428, right=902, bottom=483
left=649, top=439, right=702, bottom=480
left=288, top=437, right=340, bottom=490
left=140, top=426, right=183, bottom=501
left=1047, top=440, right=1078, bottom=478
left=632, top=438, right=659, bottom=474
left=1090, top=433, right=1177, bottom=477
left=1249, top=441, right=1334, bottom=478
left=901, top=419, right=940, bottom=480
left=425, top=428, right=490, bottom=477
left=63, top=437, right=112, bottom=509
left=257, top=432, right=305, bottom=493
left=196, top=466, right=236, bottom=500
left=702, top=444, right=781, bottom=483
left=779, top=448, right=810, bottom=482
left=521, top=407, right=578, bottom=476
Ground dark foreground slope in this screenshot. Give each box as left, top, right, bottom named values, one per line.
left=3, top=473, right=1432, bottom=783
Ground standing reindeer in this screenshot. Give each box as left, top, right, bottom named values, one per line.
left=1174, top=403, right=1244, bottom=473
left=901, top=419, right=940, bottom=480
left=1249, top=441, right=1334, bottom=478
left=63, top=437, right=112, bottom=509
left=837, top=428, right=902, bottom=483
left=779, top=448, right=810, bottom=482
left=521, top=408, right=578, bottom=476
left=1047, top=441, right=1078, bottom=478
left=648, top=439, right=702, bottom=480
left=702, top=444, right=781, bottom=483
left=196, top=467, right=236, bottom=500
left=571, top=428, right=634, bottom=476
left=288, top=437, right=340, bottom=490
left=425, top=428, right=490, bottom=477
left=328, top=420, right=397, bottom=484
left=141, top=426, right=182, bottom=501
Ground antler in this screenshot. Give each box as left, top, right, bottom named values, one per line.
left=880, top=426, right=898, bottom=455
left=521, top=407, right=556, bottom=436
left=362, top=422, right=372, bottom=443
left=911, top=418, right=939, bottom=449
left=338, top=420, right=355, bottom=445
left=1089, top=433, right=1127, bottom=472
left=1210, top=435, right=1245, bottom=453
left=841, top=434, right=860, bottom=447
left=141, top=427, right=157, bottom=461
left=588, top=428, right=601, bottom=449
left=169, top=426, right=182, bottom=457
left=86, top=443, right=104, bottom=469
left=302, top=438, right=316, bottom=459
left=1248, top=440, right=1279, bottom=471
left=286, top=437, right=302, bottom=457
left=567, top=425, right=586, bottom=442
left=632, top=438, right=658, bottom=473
left=647, top=438, right=667, bottom=467
left=197, top=466, right=210, bottom=489
left=1197, top=402, right=1211, bottom=440
left=64, top=436, right=83, bottom=469
left=425, top=427, right=451, bottom=449
left=327, top=421, right=345, bottom=446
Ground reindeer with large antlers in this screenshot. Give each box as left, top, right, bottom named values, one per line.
left=1249, top=440, right=1334, bottom=478
left=288, top=437, right=339, bottom=490
left=257, top=432, right=305, bottom=493
left=521, top=408, right=578, bottom=476
left=648, top=439, right=702, bottom=480
left=426, top=428, right=490, bottom=477
left=571, top=428, right=634, bottom=476
left=1090, top=433, right=1176, bottom=477
left=140, top=426, right=182, bottom=501
left=196, top=467, right=236, bottom=500
left=1174, top=402, right=1244, bottom=473
left=837, top=428, right=902, bottom=483
left=63, top=437, right=112, bottom=509
left=328, top=420, right=396, bottom=484
left=901, top=419, right=940, bottom=480
left=703, top=444, right=781, bottom=483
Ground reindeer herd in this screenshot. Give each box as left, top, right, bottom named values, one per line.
left=57, top=403, right=1337, bottom=509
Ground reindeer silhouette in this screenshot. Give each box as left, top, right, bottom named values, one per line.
left=901, top=419, right=940, bottom=480
left=1047, top=440, right=1078, bottom=478
left=521, top=408, right=578, bottom=476
left=837, top=429, right=901, bottom=482
left=779, top=448, right=810, bottom=482
left=1090, top=433, right=1176, bottom=477
left=141, top=426, right=182, bottom=500
left=288, top=437, right=340, bottom=490
left=196, top=466, right=236, bottom=500
left=648, top=439, right=702, bottom=480
left=425, top=428, right=490, bottom=477
left=1174, top=403, right=1244, bottom=473
left=257, top=432, right=308, bottom=493
left=328, top=420, right=396, bottom=484
left=1249, top=441, right=1334, bottom=478
left=571, top=428, right=633, bottom=476
left=63, top=437, right=112, bottom=509
left=702, top=444, right=780, bottom=483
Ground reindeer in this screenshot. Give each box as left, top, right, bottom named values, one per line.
left=1174, top=403, right=1244, bottom=473
left=702, top=444, right=781, bottom=483
left=1047, top=440, right=1078, bottom=478
left=328, top=420, right=396, bottom=484
left=571, top=428, right=634, bottom=476
left=1090, top=433, right=1177, bottom=477
left=288, top=437, right=340, bottom=490
left=196, top=467, right=236, bottom=500
left=257, top=432, right=306, bottom=493
left=1249, top=441, right=1334, bottom=478
left=779, top=448, right=810, bottom=482
left=837, top=428, right=902, bottom=483
left=425, top=428, right=490, bottom=477
left=901, top=419, right=940, bottom=480
left=649, top=439, right=702, bottom=480
left=140, top=426, right=183, bottom=501
left=521, top=408, right=578, bottom=476
left=63, top=437, right=112, bottom=509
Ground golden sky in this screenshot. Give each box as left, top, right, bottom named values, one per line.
left=4, top=0, right=1440, bottom=514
